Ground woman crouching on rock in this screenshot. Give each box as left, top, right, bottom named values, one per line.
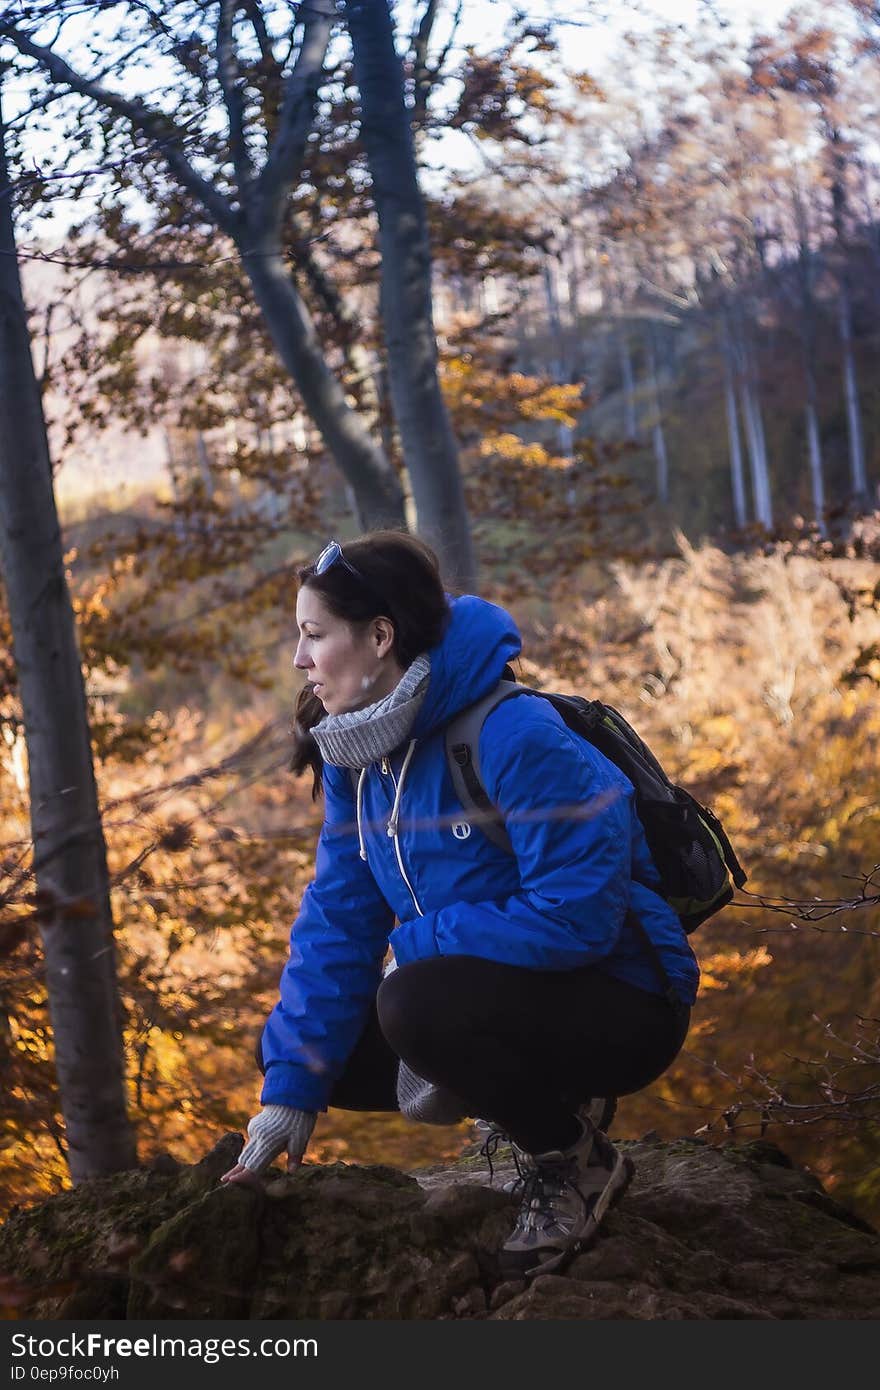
left=221, top=530, right=697, bottom=1278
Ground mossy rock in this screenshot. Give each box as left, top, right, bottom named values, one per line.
left=1, top=1134, right=878, bottom=1320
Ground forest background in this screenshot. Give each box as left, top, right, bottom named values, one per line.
left=1, top=0, right=879, bottom=1230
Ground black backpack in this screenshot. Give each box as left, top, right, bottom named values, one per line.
left=444, top=674, right=747, bottom=1004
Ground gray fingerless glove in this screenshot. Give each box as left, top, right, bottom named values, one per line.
left=237, top=1104, right=317, bottom=1175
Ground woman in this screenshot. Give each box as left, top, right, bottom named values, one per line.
left=221, top=530, right=697, bottom=1277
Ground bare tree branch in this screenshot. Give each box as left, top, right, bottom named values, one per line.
left=243, top=0, right=281, bottom=78
left=0, top=20, right=240, bottom=235
left=410, top=0, right=438, bottom=115
left=411, top=0, right=463, bottom=122
left=1, top=243, right=244, bottom=273
left=252, top=0, right=334, bottom=240
left=36, top=297, right=53, bottom=387
left=125, top=0, right=212, bottom=83
left=216, top=0, right=254, bottom=193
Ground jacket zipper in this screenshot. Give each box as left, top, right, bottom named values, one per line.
left=386, top=759, right=424, bottom=917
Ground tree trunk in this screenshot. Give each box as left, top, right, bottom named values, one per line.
left=794, top=189, right=827, bottom=536
left=751, top=390, right=772, bottom=527
left=244, top=246, right=406, bottom=531
left=195, top=431, right=214, bottom=497
left=734, top=320, right=773, bottom=532
left=617, top=329, right=637, bottom=440
left=805, top=396, right=826, bottom=537
left=542, top=256, right=565, bottom=376
left=373, top=355, right=399, bottom=476
left=542, top=258, right=573, bottom=455
left=838, top=283, right=868, bottom=503
left=0, top=84, right=136, bottom=1182
left=720, top=315, right=748, bottom=529
left=646, top=326, right=669, bottom=503
left=565, top=230, right=583, bottom=331
left=857, top=158, right=880, bottom=298
left=827, top=127, right=869, bottom=504
left=163, top=429, right=188, bottom=541
left=296, top=232, right=388, bottom=438
left=651, top=422, right=668, bottom=504
left=344, top=0, right=475, bottom=589
left=739, top=378, right=772, bottom=531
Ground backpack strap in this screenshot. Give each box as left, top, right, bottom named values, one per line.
left=698, top=802, right=748, bottom=890
left=445, top=679, right=534, bottom=853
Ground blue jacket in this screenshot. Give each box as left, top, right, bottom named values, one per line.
left=260, top=593, right=700, bottom=1111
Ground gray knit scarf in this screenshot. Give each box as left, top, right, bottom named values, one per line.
left=310, top=653, right=431, bottom=769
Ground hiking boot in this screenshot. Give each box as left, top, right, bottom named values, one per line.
left=498, top=1117, right=635, bottom=1278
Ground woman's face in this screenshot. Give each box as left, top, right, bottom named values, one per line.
left=294, top=587, right=401, bottom=715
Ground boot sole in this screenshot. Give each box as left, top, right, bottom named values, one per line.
left=500, top=1152, right=636, bottom=1281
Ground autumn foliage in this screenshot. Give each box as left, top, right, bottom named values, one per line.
left=2, top=502, right=879, bottom=1222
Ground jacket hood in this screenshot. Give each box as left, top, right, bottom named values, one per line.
left=412, top=593, right=521, bottom=738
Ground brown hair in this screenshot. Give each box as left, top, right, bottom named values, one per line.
left=290, top=530, right=451, bottom=797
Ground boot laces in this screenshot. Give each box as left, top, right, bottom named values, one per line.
left=517, top=1153, right=580, bottom=1230
left=477, top=1124, right=528, bottom=1189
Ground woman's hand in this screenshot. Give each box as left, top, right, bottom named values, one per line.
left=220, top=1104, right=317, bottom=1186
left=220, top=1153, right=303, bottom=1188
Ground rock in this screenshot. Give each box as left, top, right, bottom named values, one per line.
left=489, top=1278, right=527, bottom=1310
left=146, top=1153, right=183, bottom=1177
left=1, top=1137, right=878, bottom=1320
left=127, top=1184, right=261, bottom=1319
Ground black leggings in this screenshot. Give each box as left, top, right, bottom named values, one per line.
left=264, top=955, right=690, bottom=1155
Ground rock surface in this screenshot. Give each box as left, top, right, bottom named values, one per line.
left=1, top=1133, right=878, bottom=1320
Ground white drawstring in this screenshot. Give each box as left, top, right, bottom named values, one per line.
left=355, top=738, right=418, bottom=860
left=356, top=765, right=368, bottom=860
left=387, top=739, right=417, bottom=837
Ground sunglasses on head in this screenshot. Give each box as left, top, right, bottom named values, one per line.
left=314, top=539, right=367, bottom=585
left=312, top=540, right=391, bottom=614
